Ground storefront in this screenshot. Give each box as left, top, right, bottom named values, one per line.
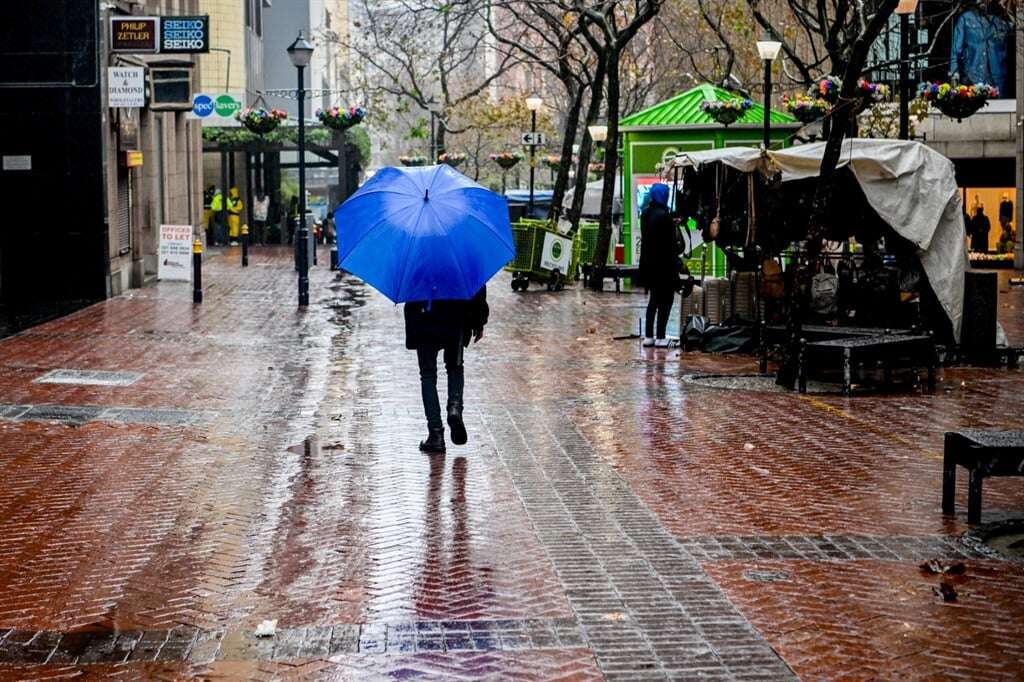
left=618, top=84, right=798, bottom=274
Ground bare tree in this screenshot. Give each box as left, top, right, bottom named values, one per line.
left=776, top=0, right=901, bottom=387
left=485, top=0, right=600, bottom=218
left=343, top=0, right=520, bottom=158
left=568, top=0, right=664, bottom=288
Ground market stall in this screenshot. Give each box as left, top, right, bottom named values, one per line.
left=665, top=139, right=968, bottom=360
left=618, top=83, right=799, bottom=274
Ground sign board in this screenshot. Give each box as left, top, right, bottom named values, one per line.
left=118, top=110, right=139, bottom=150
left=158, top=225, right=193, bottom=281
left=189, top=92, right=244, bottom=126
left=110, top=17, right=159, bottom=52
left=108, top=67, right=145, bottom=108
left=160, top=16, right=209, bottom=53
left=540, top=232, right=573, bottom=273
left=124, top=150, right=144, bottom=168
left=521, top=132, right=547, bottom=146
left=2, top=155, right=31, bottom=171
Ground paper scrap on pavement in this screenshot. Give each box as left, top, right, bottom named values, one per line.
left=255, top=619, right=278, bottom=637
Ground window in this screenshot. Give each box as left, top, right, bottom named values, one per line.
left=254, top=0, right=262, bottom=36
left=245, top=0, right=251, bottom=27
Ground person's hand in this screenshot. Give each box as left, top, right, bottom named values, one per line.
left=473, top=327, right=484, bottom=342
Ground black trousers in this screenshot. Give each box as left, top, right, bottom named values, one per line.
left=416, top=340, right=464, bottom=431
left=645, top=287, right=675, bottom=339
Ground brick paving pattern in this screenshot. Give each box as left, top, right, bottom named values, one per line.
left=1, top=246, right=1022, bottom=679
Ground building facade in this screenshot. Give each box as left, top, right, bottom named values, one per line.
left=0, top=0, right=204, bottom=334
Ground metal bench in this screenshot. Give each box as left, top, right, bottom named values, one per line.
left=759, top=324, right=913, bottom=373
left=583, top=265, right=640, bottom=292
left=942, top=431, right=1024, bottom=524
left=797, top=333, right=936, bottom=395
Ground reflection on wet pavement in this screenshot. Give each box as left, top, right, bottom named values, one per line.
left=0, top=247, right=1022, bottom=679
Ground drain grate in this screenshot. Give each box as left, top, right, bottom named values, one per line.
left=34, top=369, right=143, bottom=387
left=0, top=403, right=210, bottom=427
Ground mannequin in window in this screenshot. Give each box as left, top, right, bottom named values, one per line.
left=999, top=192, right=1013, bottom=227
left=949, top=0, right=1012, bottom=93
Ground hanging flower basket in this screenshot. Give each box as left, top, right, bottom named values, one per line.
left=542, top=154, right=564, bottom=172
left=918, top=82, right=998, bottom=122
left=783, top=94, right=830, bottom=124
left=853, top=79, right=890, bottom=113
left=235, top=107, right=287, bottom=135
left=699, top=98, right=753, bottom=126
left=317, top=106, right=367, bottom=130
left=490, top=151, right=523, bottom=170
left=398, top=155, right=428, bottom=167
left=809, top=76, right=843, bottom=104
left=437, top=152, right=466, bottom=167
left=588, top=162, right=606, bottom=174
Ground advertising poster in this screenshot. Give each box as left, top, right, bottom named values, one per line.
left=540, top=232, right=573, bottom=273
left=158, top=225, right=193, bottom=282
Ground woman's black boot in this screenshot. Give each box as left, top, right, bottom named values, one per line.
left=447, top=401, right=467, bottom=445
left=419, top=428, right=446, bottom=453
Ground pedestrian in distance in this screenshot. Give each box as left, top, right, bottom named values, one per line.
left=638, top=183, right=683, bottom=348
left=210, top=188, right=226, bottom=246
left=405, top=287, right=489, bottom=454
left=227, top=187, right=244, bottom=246
left=252, top=193, right=270, bottom=245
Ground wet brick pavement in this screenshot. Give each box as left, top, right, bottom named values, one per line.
left=0, top=246, right=1022, bottom=680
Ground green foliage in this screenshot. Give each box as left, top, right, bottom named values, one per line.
left=405, top=117, right=429, bottom=140
left=202, top=124, right=332, bottom=146
left=346, top=126, right=373, bottom=168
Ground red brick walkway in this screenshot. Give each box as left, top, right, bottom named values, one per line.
left=1, top=247, right=1022, bottom=679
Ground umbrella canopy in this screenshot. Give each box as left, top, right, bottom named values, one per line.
left=335, top=165, right=515, bottom=303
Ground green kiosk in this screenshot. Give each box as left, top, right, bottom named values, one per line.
left=619, top=84, right=798, bottom=276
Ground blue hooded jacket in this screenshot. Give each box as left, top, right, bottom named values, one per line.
left=649, top=183, right=670, bottom=208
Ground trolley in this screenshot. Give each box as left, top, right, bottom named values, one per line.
left=504, top=219, right=580, bottom=291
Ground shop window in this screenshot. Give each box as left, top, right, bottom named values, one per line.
left=150, top=67, right=193, bottom=110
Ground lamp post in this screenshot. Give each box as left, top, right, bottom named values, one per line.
left=895, top=0, right=919, bottom=140
left=756, top=39, right=782, bottom=150
left=288, top=31, right=314, bottom=307
left=525, top=95, right=543, bottom=216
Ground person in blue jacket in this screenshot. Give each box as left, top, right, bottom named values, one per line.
left=949, top=0, right=1012, bottom=94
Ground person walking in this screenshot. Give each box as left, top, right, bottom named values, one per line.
left=227, top=187, right=244, bottom=246
left=638, top=183, right=682, bottom=348
left=252, top=193, right=270, bottom=245
left=210, top=188, right=226, bottom=246
left=405, top=287, right=488, bottom=453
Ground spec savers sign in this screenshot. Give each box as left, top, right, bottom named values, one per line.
left=189, top=93, right=244, bottom=126
left=160, top=16, right=209, bottom=53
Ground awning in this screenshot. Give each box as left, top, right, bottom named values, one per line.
left=665, top=139, right=969, bottom=341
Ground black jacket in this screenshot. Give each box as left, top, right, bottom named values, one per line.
left=404, top=286, right=489, bottom=350
left=638, top=203, right=682, bottom=290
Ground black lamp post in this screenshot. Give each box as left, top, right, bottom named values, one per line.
left=525, top=95, right=543, bottom=216
left=756, top=39, right=782, bottom=149
left=895, top=0, right=919, bottom=140
left=288, top=31, right=314, bottom=307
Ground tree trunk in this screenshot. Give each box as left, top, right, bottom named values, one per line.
left=551, top=81, right=584, bottom=221
left=776, top=0, right=900, bottom=388
left=567, top=56, right=607, bottom=234
left=589, top=47, right=620, bottom=290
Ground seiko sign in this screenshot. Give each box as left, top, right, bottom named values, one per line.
left=160, top=16, right=209, bottom=53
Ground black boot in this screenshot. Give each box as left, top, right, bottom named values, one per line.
left=419, top=427, right=446, bottom=453
left=447, top=401, right=467, bottom=446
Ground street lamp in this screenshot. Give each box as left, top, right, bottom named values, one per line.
left=525, top=95, right=543, bottom=216
left=895, top=0, right=920, bottom=140
left=756, top=39, right=782, bottom=150
left=588, top=124, right=608, bottom=165
left=288, top=30, right=314, bottom=307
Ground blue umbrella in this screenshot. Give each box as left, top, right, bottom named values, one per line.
left=335, top=165, right=514, bottom=303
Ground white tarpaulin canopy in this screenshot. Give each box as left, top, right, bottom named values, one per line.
left=666, top=139, right=968, bottom=341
